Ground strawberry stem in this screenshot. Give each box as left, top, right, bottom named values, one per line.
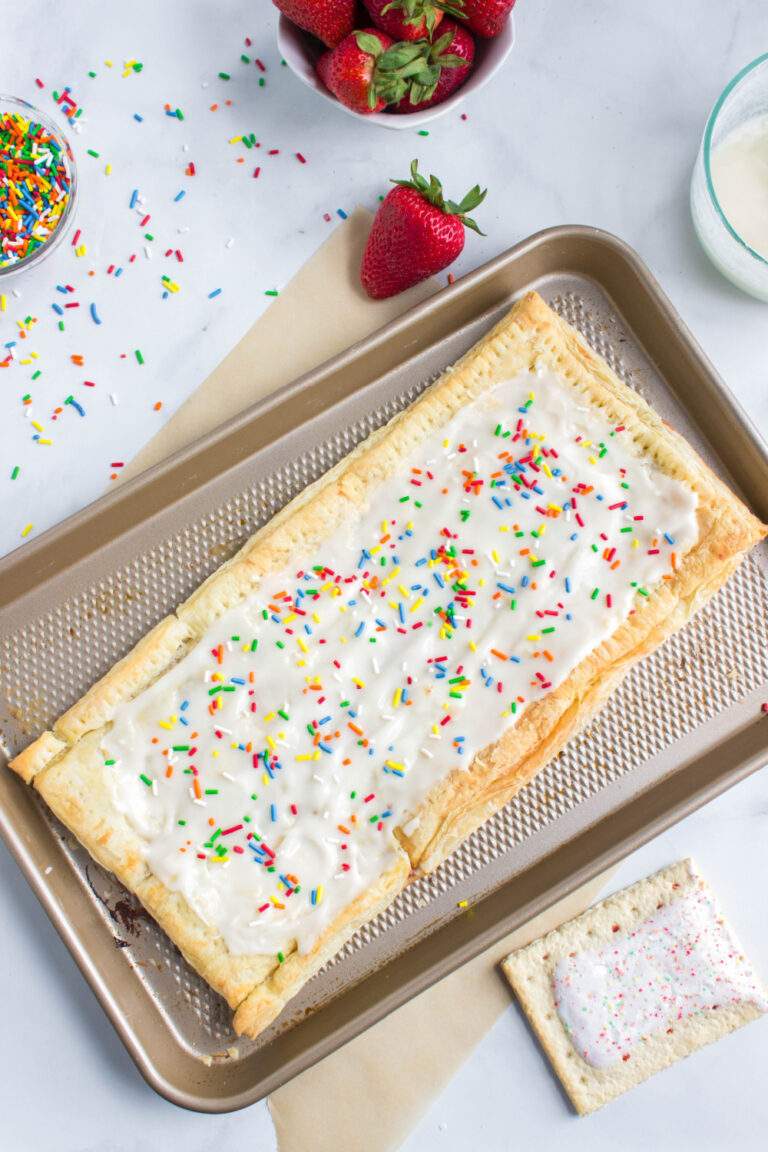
left=392, top=160, right=487, bottom=234
left=381, top=0, right=466, bottom=34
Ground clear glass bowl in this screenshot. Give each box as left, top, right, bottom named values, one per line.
left=0, top=93, right=78, bottom=278
left=691, top=53, right=768, bottom=300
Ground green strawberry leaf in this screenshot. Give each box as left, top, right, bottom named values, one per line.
left=355, top=31, right=386, bottom=57
left=391, top=161, right=487, bottom=234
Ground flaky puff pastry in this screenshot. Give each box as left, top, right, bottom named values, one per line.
left=10, top=293, right=765, bottom=1039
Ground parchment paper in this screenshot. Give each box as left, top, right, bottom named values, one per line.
left=118, top=209, right=435, bottom=482
left=118, top=210, right=614, bottom=1148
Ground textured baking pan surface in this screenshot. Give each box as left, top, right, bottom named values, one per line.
left=1, top=228, right=766, bottom=1110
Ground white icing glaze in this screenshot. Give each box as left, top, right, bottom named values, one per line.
left=103, top=367, right=699, bottom=957
left=554, top=876, right=768, bottom=1068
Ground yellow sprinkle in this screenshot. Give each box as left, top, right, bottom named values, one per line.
left=31, top=420, right=44, bottom=431
left=392, top=688, right=402, bottom=708
left=588, top=455, right=597, bottom=465
left=352, top=677, right=365, bottom=689
left=526, top=633, right=540, bottom=642
left=410, top=597, right=423, bottom=613
left=212, top=750, right=219, bottom=758
left=264, top=711, right=276, bottom=722
left=75, top=244, right=87, bottom=257
left=229, top=135, right=243, bottom=144
left=385, top=760, right=405, bottom=771
left=266, top=735, right=276, bottom=751
left=297, top=637, right=308, bottom=653
left=105, top=164, right=112, bottom=175
left=491, top=549, right=500, bottom=564
left=0, top=294, right=6, bottom=312
left=20, top=523, right=33, bottom=538
left=37, top=439, right=53, bottom=445
left=312, top=612, right=321, bottom=624
left=398, top=584, right=410, bottom=598
left=542, top=463, right=553, bottom=479
left=457, top=899, right=468, bottom=909
left=499, top=525, right=510, bottom=533
left=315, top=885, right=324, bottom=904
left=631, top=538, right=640, bottom=549
left=105, top=59, right=113, bottom=66
left=469, top=640, right=477, bottom=652
left=262, top=773, right=269, bottom=786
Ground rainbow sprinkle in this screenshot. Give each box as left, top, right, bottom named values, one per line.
left=0, top=107, right=72, bottom=266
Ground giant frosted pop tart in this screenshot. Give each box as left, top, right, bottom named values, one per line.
left=10, top=293, right=766, bottom=1038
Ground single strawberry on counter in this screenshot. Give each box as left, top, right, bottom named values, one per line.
left=456, top=0, right=516, bottom=38
left=317, top=30, right=446, bottom=114
left=394, top=19, right=474, bottom=112
left=272, top=0, right=358, bottom=48
left=362, top=0, right=464, bottom=41
left=361, top=160, right=486, bottom=298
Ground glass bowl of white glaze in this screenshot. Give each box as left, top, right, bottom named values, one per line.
left=691, top=53, right=768, bottom=301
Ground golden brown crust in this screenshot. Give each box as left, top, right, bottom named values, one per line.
left=135, top=875, right=282, bottom=1008
left=233, top=852, right=410, bottom=1039
left=8, top=292, right=765, bottom=1039
left=33, top=728, right=151, bottom=890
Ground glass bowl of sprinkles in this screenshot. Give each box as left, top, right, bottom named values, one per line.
left=0, top=94, right=77, bottom=277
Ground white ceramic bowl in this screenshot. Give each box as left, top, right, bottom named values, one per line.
left=277, top=13, right=515, bottom=130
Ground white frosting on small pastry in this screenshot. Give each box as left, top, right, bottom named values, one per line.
left=553, top=873, right=768, bottom=1068
left=103, top=368, right=699, bottom=957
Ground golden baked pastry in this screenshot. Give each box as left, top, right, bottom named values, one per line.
left=10, top=292, right=765, bottom=1039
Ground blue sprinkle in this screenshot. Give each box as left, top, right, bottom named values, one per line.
left=90, top=303, right=102, bottom=325
left=52, top=302, right=64, bottom=315
left=270, top=804, right=277, bottom=822
left=354, top=622, right=365, bottom=637
left=337, top=208, right=348, bottom=219
left=664, top=532, right=675, bottom=545
left=208, top=288, right=222, bottom=299
left=65, top=396, right=86, bottom=417
left=129, top=188, right=139, bottom=209
left=564, top=576, right=572, bottom=593
left=133, top=113, right=144, bottom=122
left=230, top=676, right=246, bottom=685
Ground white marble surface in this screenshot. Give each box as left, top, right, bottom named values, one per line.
left=1, top=1, right=767, bottom=1149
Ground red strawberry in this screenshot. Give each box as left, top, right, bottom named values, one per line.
left=272, top=0, right=358, bottom=48
left=361, top=160, right=486, bottom=299
left=455, top=0, right=516, bottom=38
left=394, top=19, right=474, bottom=112
left=317, top=30, right=442, bottom=114
left=362, top=0, right=463, bottom=41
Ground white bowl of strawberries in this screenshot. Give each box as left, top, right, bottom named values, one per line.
left=275, top=1, right=516, bottom=128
